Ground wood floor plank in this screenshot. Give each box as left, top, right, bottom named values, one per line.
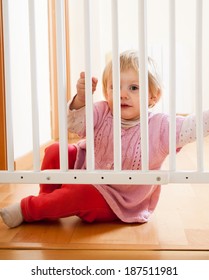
left=1, top=249, right=209, bottom=260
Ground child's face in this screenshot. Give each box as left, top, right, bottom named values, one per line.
left=106, top=68, right=141, bottom=120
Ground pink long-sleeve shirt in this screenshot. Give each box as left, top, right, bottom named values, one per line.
left=68, top=100, right=209, bottom=223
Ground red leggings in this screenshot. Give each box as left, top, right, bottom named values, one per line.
left=21, top=143, right=118, bottom=223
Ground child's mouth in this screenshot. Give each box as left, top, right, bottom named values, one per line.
left=121, top=104, right=130, bottom=108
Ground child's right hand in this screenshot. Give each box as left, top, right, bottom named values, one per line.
left=71, top=72, right=98, bottom=110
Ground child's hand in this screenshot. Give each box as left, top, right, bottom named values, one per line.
left=71, top=72, right=98, bottom=110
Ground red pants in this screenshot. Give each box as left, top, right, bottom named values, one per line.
left=21, top=143, right=118, bottom=223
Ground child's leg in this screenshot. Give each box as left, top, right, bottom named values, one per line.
left=21, top=184, right=118, bottom=223
left=39, top=142, right=77, bottom=194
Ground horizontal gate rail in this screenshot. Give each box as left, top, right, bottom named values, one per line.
left=1, top=170, right=209, bottom=185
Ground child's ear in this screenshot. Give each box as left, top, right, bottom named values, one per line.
left=148, top=89, right=161, bottom=108
left=148, top=96, right=155, bottom=108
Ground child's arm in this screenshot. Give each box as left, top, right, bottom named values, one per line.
left=178, top=110, right=209, bottom=147
left=67, top=72, right=98, bottom=137
left=70, top=72, right=98, bottom=110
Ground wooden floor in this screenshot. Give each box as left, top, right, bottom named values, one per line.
left=1, top=140, right=209, bottom=260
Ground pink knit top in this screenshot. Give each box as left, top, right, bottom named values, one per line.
left=68, top=100, right=209, bottom=223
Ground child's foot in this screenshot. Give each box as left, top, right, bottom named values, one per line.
left=0, top=202, right=23, bottom=228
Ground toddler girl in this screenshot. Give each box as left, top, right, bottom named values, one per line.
left=1, top=50, right=209, bottom=228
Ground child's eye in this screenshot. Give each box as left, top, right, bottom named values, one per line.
left=129, top=85, right=139, bottom=91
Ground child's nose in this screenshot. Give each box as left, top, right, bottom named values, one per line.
left=120, top=87, right=129, bottom=99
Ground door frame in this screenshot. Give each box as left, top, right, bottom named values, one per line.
left=0, top=0, right=7, bottom=170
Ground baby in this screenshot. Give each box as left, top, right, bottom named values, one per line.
left=1, top=50, right=209, bottom=228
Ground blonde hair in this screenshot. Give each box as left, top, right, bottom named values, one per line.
left=102, top=50, right=163, bottom=107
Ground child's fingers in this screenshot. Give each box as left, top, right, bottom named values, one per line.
left=92, top=77, right=98, bottom=85
left=80, top=72, right=97, bottom=84
left=92, top=77, right=98, bottom=92
left=77, top=83, right=85, bottom=90
left=78, top=72, right=98, bottom=93
left=77, top=74, right=86, bottom=88
left=80, top=72, right=85, bottom=78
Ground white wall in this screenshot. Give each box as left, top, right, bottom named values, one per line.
left=6, top=0, right=51, bottom=159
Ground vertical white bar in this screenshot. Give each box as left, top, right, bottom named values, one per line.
left=169, top=0, right=176, bottom=171
left=28, top=0, right=40, bottom=171
left=83, top=0, right=95, bottom=171
left=195, top=0, right=204, bottom=171
left=111, top=0, right=121, bottom=171
left=138, top=0, right=149, bottom=171
left=56, top=0, right=68, bottom=171
left=2, top=0, right=14, bottom=171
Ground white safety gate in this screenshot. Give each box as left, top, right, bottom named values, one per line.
left=0, top=0, right=209, bottom=185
